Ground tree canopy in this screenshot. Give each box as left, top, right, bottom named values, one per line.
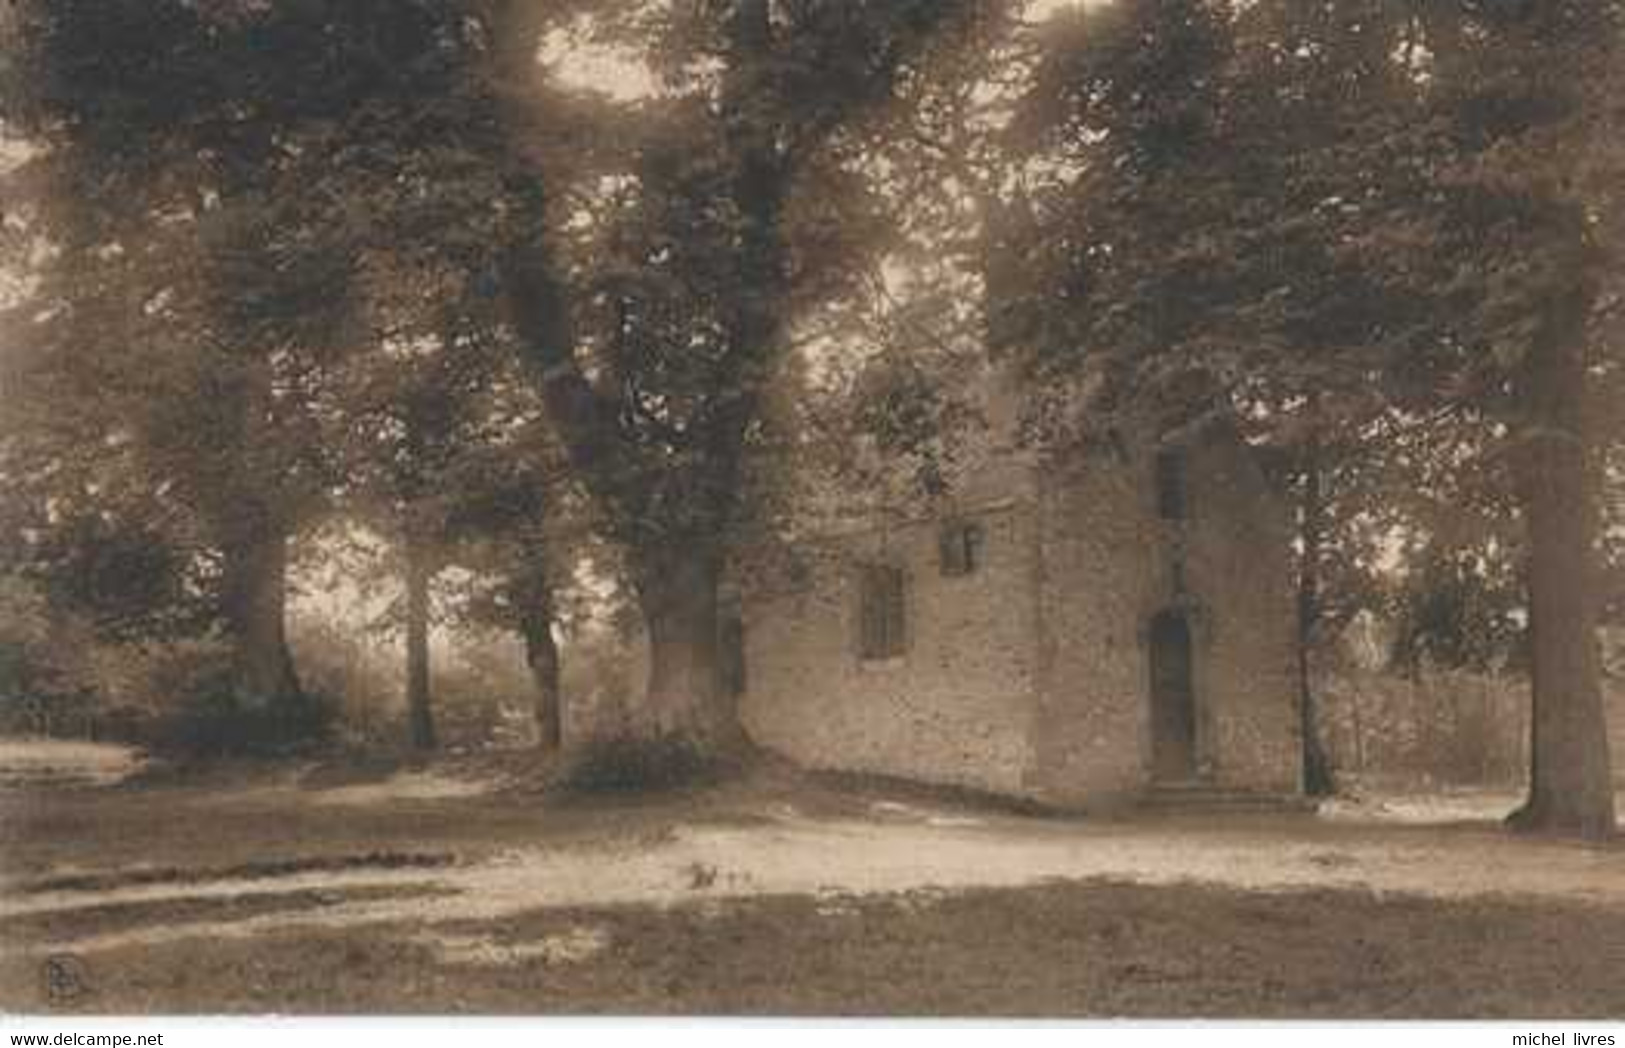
left=0, top=0, right=1617, bottom=834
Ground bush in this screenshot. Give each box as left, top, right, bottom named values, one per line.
left=157, top=687, right=337, bottom=756
left=560, top=733, right=727, bottom=793
left=288, top=619, right=399, bottom=748
left=134, top=642, right=336, bottom=756
left=0, top=575, right=100, bottom=736
left=1316, top=666, right=1529, bottom=787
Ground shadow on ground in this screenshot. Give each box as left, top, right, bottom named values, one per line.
left=2, top=744, right=1622, bottom=1017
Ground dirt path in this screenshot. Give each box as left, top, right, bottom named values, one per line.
left=7, top=790, right=1623, bottom=958
left=0, top=740, right=143, bottom=789
left=5, top=750, right=1622, bottom=1016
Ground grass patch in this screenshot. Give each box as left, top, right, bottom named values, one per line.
left=0, top=883, right=458, bottom=943
left=7, top=880, right=1624, bottom=1017
left=18, top=851, right=459, bottom=895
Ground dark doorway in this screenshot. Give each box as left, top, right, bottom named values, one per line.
left=1148, top=610, right=1197, bottom=782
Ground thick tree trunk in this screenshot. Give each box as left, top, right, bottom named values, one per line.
left=1506, top=290, right=1615, bottom=840
left=404, top=536, right=436, bottom=752
left=1296, top=437, right=1336, bottom=797
left=635, top=546, right=744, bottom=752
left=219, top=520, right=301, bottom=714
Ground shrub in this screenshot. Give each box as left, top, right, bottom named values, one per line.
left=288, top=619, right=399, bottom=748
left=0, top=575, right=99, bottom=736
left=1316, top=666, right=1530, bottom=787
left=134, top=642, right=336, bottom=756
left=560, top=733, right=727, bottom=793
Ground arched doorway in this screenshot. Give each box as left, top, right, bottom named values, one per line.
left=1148, top=609, right=1197, bottom=782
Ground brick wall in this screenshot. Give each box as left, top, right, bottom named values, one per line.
left=1030, top=450, right=1160, bottom=804
left=1029, top=433, right=1300, bottom=807
left=740, top=499, right=1043, bottom=796
left=738, top=421, right=1302, bottom=806
left=1178, top=436, right=1302, bottom=793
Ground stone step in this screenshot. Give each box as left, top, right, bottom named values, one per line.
left=1136, top=784, right=1318, bottom=815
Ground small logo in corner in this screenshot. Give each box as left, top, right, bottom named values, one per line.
left=42, top=953, right=90, bottom=1002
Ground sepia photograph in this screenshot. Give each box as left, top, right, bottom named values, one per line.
left=0, top=0, right=1621, bottom=1031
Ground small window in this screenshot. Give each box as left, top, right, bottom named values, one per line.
left=858, top=563, right=907, bottom=661
left=1156, top=449, right=1188, bottom=521
left=939, top=520, right=986, bottom=577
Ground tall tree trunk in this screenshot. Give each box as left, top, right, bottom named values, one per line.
left=1416, top=0, right=1615, bottom=835
left=510, top=556, right=563, bottom=750
left=522, top=610, right=562, bottom=752
left=518, top=567, right=562, bottom=751
left=635, top=545, right=742, bottom=751
left=1296, top=434, right=1336, bottom=796
left=1508, top=290, right=1612, bottom=838
left=404, top=534, right=436, bottom=752
left=1507, top=287, right=1615, bottom=839
left=492, top=0, right=853, bottom=766
left=219, top=517, right=301, bottom=714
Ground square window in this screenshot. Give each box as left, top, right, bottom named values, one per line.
left=939, top=520, right=985, bottom=577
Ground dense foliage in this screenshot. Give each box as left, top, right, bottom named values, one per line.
left=0, top=0, right=1618, bottom=831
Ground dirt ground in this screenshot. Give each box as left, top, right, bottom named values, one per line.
left=1, top=743, right=1622, bottom=1017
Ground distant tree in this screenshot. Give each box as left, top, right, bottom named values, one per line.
left=336, top=318, right=488, bottom=752
left=0, top=573, right=99, bottom=732
left=334, top=250, right=534, bottom=751
left=2, top=1, right=517, bottom=742
left=431, top=399, right=587, bottom=753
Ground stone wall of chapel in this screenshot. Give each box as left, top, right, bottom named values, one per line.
left=738, top=500, right=1044, bottom=796
left=1030, top=450, right=1161, bottom=806
left=1031, top=432, right=1301, bottom=807
left=736, top=414, right=1301, bottom=805
left=1177, top=436, right=1303, bottom=794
